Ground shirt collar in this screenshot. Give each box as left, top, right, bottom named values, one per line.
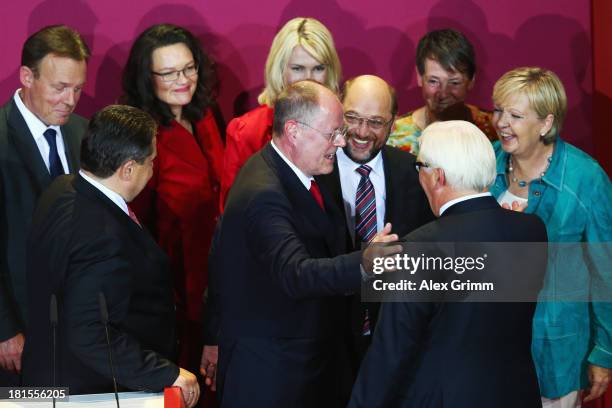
left=13, top=89, right=61, bottom=139
left=439, top=192, right=492, bottom=216
left=494, top=138, right=564, bottom=192
left=336, top=147, right=384, bottom=176
left=79, top=170, right=129, bottom=215
left=270, top=140, right=313, bottom=190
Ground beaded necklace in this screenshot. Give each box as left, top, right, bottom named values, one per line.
left=508, top=154, right=552, bottom=188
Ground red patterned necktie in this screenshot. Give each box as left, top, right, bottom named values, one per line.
left=128, top=206, right=141, bottom=227
left=309, top=180, right=325, bottom=211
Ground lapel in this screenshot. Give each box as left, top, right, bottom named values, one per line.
left=60, top=118, right=82, bottom=173
left=261, top=143, right=337, bottom=254
left=157, top=120, right=207, bottom=170
left=381, top=146, right=396, bottom=224
left=6, top=99, right=53, bottom=189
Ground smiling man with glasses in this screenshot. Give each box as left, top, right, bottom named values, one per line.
left=317, top=75, right=434, bottom=383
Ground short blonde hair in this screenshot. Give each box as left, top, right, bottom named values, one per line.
left=258, top=17, right=341, bottom=106
left=420, top=120, right=496, bottom=192
left=492, top=67, right=567, bottom=144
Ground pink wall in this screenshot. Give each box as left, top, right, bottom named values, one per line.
left=0, top=0, right=594, bottom=153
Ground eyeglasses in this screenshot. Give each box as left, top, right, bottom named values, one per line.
left=151, top=63, right=198, bottom=82
left=414, top=161, right=431, bottom=172
left=297, top=121, right=347, bottom=144
left=344, top=113, right=393, bottom=131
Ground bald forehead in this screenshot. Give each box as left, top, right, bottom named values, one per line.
left=343, top=76, right=393, bottom=116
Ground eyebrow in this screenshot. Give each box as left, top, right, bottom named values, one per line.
left=154, top=60, right=195, bottom=71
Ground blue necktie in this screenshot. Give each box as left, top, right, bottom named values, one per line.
left=43, top=128, right=64, bottom=179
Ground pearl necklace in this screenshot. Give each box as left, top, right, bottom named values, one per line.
left=508, top=155, right=552, bottom=188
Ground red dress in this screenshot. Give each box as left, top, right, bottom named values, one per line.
left=131, top=108, right=224, bottom=370
left=219, top=104, right=273, bottom=211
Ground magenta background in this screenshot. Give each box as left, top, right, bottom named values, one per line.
left=0, top=0, right=593, bottom=152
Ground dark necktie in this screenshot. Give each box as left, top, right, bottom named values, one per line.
left=355, top=165, right=377, bottom=243
left=309, top=180, right=325, bottom=211
left=355, top=164, right=377, bottom=337
left=43, top=128, right=64, bottom=179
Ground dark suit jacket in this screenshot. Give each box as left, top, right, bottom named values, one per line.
left=0, top=98, right=86, bottom=341
left=22, top=175, right=179, bottom=394
left=207, top=143, right=363, bottom=407
left=349, top=196, right=547, bottom=408
left=318, top=146, right=434, bottom=372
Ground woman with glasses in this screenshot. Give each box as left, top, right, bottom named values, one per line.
left=220, top=17, right=342, bottom=210
left=121, top=23, right=224, bottom=394
left=489, top=67, right=612, bottom=407
left=388, top=29, right=496, bottom=155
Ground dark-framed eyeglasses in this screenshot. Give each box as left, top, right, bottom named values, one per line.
left=344, top=113, right=393, bottom=131
left=151, top=63, right=198, bottom=82
left=297, top=121, right=347, bottom=144
left=414, top=161, right=431, bottom=173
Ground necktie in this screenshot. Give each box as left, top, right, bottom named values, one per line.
left=309, top=180, right=325, bottom=211
left=128, top=206, right=142, bottom=227
left=355, top=164, right=377, bottom=337
left=355, top=165, right=377, bottom=243
left=43, top=128, right=64, bottom=179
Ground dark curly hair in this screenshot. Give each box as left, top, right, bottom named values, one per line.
left=121, top=24, right=216, bottom=126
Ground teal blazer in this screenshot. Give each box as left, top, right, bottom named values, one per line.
left=490, top=138, right=612, bottom=398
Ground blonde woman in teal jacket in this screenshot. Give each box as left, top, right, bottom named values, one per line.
left=489, top=67, right=612, bottom=407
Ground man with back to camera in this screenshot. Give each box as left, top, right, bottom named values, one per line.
left=349, top=121, right=548, bottom=407
left=201, top=80, right=398, bottom=407
left=0, top=25, right=89, bottom=385
left=318, top=74, right=434, bottom=379
left=21, top=105, right=200, bottom=407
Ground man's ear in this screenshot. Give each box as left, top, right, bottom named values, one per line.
left=284, top=120, right=299, bottom=141
left=434, top=167, right=446, bottom=188
left=117, top=160, right=136, bottom=182
left=416, top=67, right=424, bottom=87
left=20, top=66, right=35, bottom=89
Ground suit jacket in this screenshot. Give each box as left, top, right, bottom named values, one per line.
left=207, top=143, right=362, bottom=407
left=349, top=196, right=547, bottom=408
left=318, top=146, right=434, bottom=370
left=0, top=98, right=86, bottom=341
left=22, top=175, right=178, bottom=394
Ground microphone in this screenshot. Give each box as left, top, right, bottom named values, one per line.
left=99, top=292, right=120, bottom=408
left=50, top=294, right=58, bottom=408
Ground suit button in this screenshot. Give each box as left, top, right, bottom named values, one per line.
left=212, top=184, right=219, bottom=193
left=533, top=191, right=541, bottom=197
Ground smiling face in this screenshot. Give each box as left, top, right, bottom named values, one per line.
left=342, top=76, right=394, bottom=164
left=492, top=92, right=553, bottom=158
left=417, top=58, right=473, bottom=115
left=20, top=54, right=87, bottom=126
left=292, top=92, right=345, bottom=176
left=151, top=43, right=197, bottom=118
left=283, top=45, right=327, bottom=86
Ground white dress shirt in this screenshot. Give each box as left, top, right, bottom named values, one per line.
left=79, top=170, right=129, bottom=216
left=13, top=89, right=69, bottom=174
left=336, top=148, right=386, bottom=243
left=271, top=140, right=316, bottom=190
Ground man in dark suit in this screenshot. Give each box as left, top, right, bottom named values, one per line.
left=22, top=105, right=200, bottom=406
left=318, top=75, right=434, bottom=371
left=203, top=81, right=397, bottom=407
left=0, top=25, right=89, bottom=383
left=349, top=120, right=547, bottom=407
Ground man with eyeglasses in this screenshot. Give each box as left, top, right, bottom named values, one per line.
left=202, top=80, right=398, bottom=407
left=318, top=75, right=434, bottom=376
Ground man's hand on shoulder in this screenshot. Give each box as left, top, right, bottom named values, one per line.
left=0, top=332, right=24, bottom=373
left=361, top=223, right=401, bottom=275
left=173, top=367, right=200, bottom=407
left=200, top=345, right=218, bottom=391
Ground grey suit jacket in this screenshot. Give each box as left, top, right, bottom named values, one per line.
left=0, top=97, right=87, bottom=341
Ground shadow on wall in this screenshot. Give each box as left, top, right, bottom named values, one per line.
left=0, top=0, right=98, bottom=117
left=424, top=0, right=592, bottom=153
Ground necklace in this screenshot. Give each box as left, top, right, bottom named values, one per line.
left=508, top=154, right=552, bottom=188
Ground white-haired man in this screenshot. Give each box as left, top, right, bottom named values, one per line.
left=349, top=121, right=548, bottom=408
